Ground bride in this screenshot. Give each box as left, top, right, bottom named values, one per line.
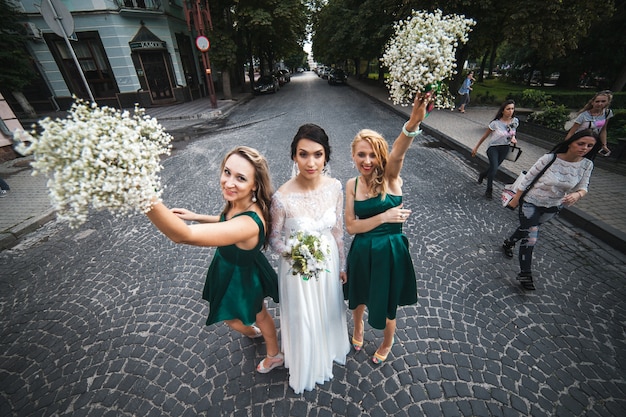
left=267, top=123, right=350, bottom=394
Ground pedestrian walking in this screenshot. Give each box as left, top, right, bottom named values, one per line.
left=456, top=71, right=475, bottom=113
left=268, top=123, right=350, bottom=394
left=502, top=129, right=601, bottom=290
left=471, top=99, right=519, bottom=199
left=145, top=146, right=282, bottom=372
left=564, top=90, right=613, bottom=156
left=343, top=92, right=430, bottom=364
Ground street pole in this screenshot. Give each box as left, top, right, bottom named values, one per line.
left=41, top=0, right=95, bottom=102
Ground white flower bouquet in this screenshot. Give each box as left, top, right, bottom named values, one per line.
left=14, top=98, right=172, bottom=227
left=381, top=9, right=476, bottom=108
left=283, top=231, right=331, bottom=281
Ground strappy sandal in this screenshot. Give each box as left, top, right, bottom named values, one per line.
left=372, top=338, right=394, bottom=365
left=352, top=320, right=364, bottom=352
left=256, top=352, right=284, bottom=373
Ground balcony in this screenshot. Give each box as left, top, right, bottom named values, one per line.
left=115, top=0, right=163, bottom=14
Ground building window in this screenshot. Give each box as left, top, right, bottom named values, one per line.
left=46, top=32, right=119, bottom=100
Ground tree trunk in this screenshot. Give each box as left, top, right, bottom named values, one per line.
left=12, top=91, right=36, bottom=118
left=221, top=70, right=232, bottom=100
left=611, top=63, right=626, bottom=93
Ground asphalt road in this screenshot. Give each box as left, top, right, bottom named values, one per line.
left=1, top=72, right=625, bottom=417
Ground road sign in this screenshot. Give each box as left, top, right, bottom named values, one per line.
left=41, top=0, right=74, bottom=38
left=195, top=36, right=210, bottom=52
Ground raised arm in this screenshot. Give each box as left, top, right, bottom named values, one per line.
left=147, top=201, right=259, bottom=247
left=385, top=92, right=430, bottom=180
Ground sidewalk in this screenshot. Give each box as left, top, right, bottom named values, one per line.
left=1, top=79, right=625, bottom=253
left=348, top=78, right=626, bottom=254
left=0, top=94, right=250, bottom=250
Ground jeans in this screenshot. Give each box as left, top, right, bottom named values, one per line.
left=507, top=202, right=560, bottom=274
left=481, top=145, right=509, bottom=192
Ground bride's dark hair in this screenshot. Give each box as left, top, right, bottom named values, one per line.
left=290, top=124, right=331, bottom=164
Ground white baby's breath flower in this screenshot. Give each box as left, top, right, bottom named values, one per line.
left=381, top=9, right=475, bottom=108
left=282, top=231, right=331, bottom=281
left=13, top=98, right=172, bottom=227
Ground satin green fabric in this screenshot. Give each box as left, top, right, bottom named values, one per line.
left=345, top=194, right=417, bottom=330
left=202, top=211, right=279, bottom=326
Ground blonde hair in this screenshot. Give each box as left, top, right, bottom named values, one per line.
left=351, top=129, right=389, bottom=199
left=579, top=90, right=613, bottom=114
left=220, top=146, right=274, bottom=247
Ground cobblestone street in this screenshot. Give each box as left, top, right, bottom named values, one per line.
left=1, top=73, right=625, bottom=416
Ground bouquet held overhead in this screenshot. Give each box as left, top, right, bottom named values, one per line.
left=14, top=99, right=172, bottom=227
left=382, top=9, right=475, bottom=109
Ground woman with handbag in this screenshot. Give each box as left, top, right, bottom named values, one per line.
left=471, top=99, right=519, bottom=199
left=502, top=129, right=601, bottom=290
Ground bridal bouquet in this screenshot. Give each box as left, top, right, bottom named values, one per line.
left=14, top=98, right=172, bottom=227
left=283, top=231, right=331, bottom=281
left=381, top=9, right=475, bottom=108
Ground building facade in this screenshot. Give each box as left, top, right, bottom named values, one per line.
left=11, top=0, right=208, bottom=112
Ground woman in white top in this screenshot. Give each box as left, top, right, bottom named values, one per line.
left=564, top=90, right=613, bottom=156
left=502, top=129, right=601, bottom=290
left=471, top=100, right=519, bottom=199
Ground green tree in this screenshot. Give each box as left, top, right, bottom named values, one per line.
left=0, top=0, right=38, bottom=116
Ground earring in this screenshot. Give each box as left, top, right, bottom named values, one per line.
left=252, top=190, right=257, bottom=203
left=291, top=162, right=299, bottom=178
left=322, top=163, right=331, bottom=176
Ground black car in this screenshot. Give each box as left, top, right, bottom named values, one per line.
left=278, top=69, right=291, bottom=83
left=254, top=75, right=279, bottom=94
left=328, top=69, right=348, bottom=85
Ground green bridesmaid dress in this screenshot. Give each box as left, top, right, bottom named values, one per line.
left=202, top=211, right=279, bottom=326
left=345, top=182, right=417, bottom=330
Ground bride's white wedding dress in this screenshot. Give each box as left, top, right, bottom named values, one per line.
left=269, top=177, right=350, bottom=394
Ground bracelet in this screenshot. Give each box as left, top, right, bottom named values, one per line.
left=577, top=191, right=584, bottom=199
left=402, top=122, right=421, bottom=137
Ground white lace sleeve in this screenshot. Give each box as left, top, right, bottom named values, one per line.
left=269, top=193, right=288, bottom=254
left=331, top=180, right=346, bottom=272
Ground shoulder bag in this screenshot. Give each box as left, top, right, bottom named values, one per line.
left=501, top=153, right=557, bottom=209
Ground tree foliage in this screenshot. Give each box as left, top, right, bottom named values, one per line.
left=207, top=0, right=307, bottom=78
left=0, top=0, right=37, bottom=91
left=310, top=0, right=625, bottom=92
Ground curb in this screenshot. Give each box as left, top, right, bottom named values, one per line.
left=0, top=209, right=57, bottom=251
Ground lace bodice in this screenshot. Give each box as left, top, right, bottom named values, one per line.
left=269, top=178, right=346, bottom=271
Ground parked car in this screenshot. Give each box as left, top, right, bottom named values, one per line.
left=273, top=71, right=288, bottom=86
left=328, top=69, right=348, bottom=85
left=254, top=75, right=279, bottom=94
left=318, top=66, right=331, bottom=79
left=278, top=69, right=291, bottom=83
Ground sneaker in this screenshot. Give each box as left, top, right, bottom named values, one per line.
left=502, top=240, right=514, bottom=258
left=0, top=189, right=8, bottom=198
left=517, top=272, right=535, bottom=290
left=485, top=189, right=493, bottom=200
